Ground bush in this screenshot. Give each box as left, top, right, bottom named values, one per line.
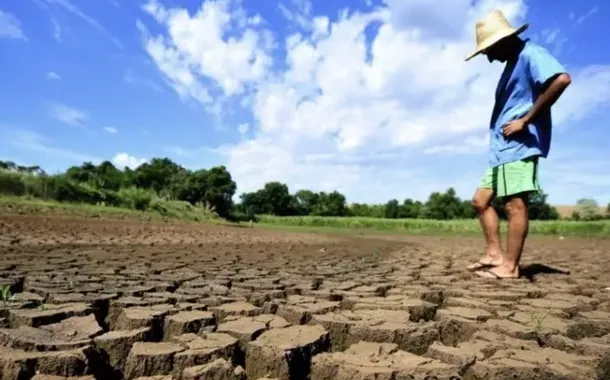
left=0, top=170, right=27, bottom=196
left=149, top=197, right=218, bottom=221
left=53, top=177, right=106, bottom=204
left=117, top=187, right=154, bottom=211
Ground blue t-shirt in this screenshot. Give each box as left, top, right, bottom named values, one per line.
left=489, top=39, right=567, bottom=167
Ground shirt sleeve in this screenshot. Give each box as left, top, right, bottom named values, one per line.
left=527, top=46, right=567, bottom=89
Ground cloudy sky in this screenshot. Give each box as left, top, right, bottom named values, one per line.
left=1, top=0, right=608, bottom=206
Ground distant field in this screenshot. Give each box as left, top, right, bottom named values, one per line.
left=257, top=215, right=610, bottom=238
left=554, top=204, right=607, bottom=219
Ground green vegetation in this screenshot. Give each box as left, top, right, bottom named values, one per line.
left=0, top=285, right=11, bottom=307
left=571, top=198, right=608, bottom=221
left=256, top=215, right=610, bottom=237
left=0, top=159, right=231, bottom=222
left=1, top=158, right=609, bottom=237
left=235, top=181, right=562, bottom=221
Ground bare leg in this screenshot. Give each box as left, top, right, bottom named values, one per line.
left=477, top=193, right=528, bottom=278
left=468, top=188, right=504, bottom=269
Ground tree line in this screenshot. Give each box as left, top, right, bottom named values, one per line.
left=1, top=158, right=608, bottom=221
left=234, top=181, right=563, bottom=221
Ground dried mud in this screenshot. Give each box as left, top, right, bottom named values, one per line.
left=1, top=214, right=610, bottom=380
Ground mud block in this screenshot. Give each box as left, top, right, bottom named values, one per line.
left=435, top=312, right=480, bottom=347
left=0, top=346, right=37, bottom=379
left=426, top=340, right=490, bottom=372
left=107, top=297, right=169, bottom=329
left=0, top=314, right=103, bottom=351
left=479, top=348, right=600, bottom=379
left=470, top=330, right=537, bottom=351
left=35, top=347, right=96, bottom=378
left=565, top=318, right=610, bottom=340
left=114, top=307, right=170, bottom=341
left=145, top=292, right=200, bottom=304
left=211, top=302, right=262, bottom=322
left=31, top=376, right=95, bottom=380
left=93, top=328, right=151, bottom=371
left=181, top=358, right=235, bottom=380
left=124, top=342, right=185, bottom=379
left=216, top=317, right=267, bottom=352
left=163, top=311, right=215, bottom=340
left=346, top=311, right=440, bottom=355
left=521, top=298, right=592, bottom=314
left=252, top=314, right=290, bottom=329
left=437, top=307, right=492, bottom=323
left=276, top=302, right=340, bottom=325
left=482, top=319, right=539, bottom=341
left=8, top=303, right=92, bottom=328
left=245, top=325, right=329, bottom=380
left=469, top=358, right=573, bottom=380
left=171, top=333, right=239, bottom=375
left=310, top=341, right=460, bottom=380
left=349, top=297, right=437, bottom=322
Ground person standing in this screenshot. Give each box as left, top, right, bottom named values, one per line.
left=465, top=9, right=572, bottom=279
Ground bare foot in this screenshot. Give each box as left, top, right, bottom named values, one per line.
left=474, top=265, right=519, bottom=279
left=467, top=254, right=503, bottom=271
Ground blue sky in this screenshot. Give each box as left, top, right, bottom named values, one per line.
left=1, top=0, right=609, bottom=206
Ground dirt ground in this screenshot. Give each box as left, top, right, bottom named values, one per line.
left=0, top=214, right=609, bottom=380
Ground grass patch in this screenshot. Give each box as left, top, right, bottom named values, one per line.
left=0, top=196, right=219, bottom=223
left=256, top=215, right=610, bottom=238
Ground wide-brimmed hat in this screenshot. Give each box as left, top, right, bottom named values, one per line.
left=465, top=9, right=529, bottom=61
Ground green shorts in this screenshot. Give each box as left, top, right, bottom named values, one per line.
left=479, top=156, right=541, bottom=198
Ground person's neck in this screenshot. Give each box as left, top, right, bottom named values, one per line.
left=505, top=38, right=525, bottom=62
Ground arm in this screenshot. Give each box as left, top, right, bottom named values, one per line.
left=522, top=73, right=572, bottom=125
left=503, top=46, right=571, bottom=137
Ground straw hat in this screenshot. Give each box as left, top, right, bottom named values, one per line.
left=465, top=9, right=529, bottom=61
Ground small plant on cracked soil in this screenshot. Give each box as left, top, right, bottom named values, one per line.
left=36, top=295, right=49, bottom=311
left=0, top=285, right=12, bottom=307
left=530, top=311, right=551, bottom=333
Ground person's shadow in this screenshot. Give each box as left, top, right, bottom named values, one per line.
left=520, top=263, right=570, bottom=282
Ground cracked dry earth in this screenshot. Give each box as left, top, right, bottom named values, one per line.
left=1, top=215, right=610, bottom=380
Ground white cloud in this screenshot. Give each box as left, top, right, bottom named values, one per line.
left=575, top=5, right=599, bottom=25
left=51, top=16, right=61, bottom=41
left=141, top=0, right=610, bottom=203
left=103, top=126, right=118, bottom=134
left=112, top=153, right=147, bottom=169
left=39, top=0, right=123, bottom=48
left=140, top=0, right=272, bottom=103
left=0, top=10, right=26, bottom=40
left=6, top=129, right=100, bottom=163
left=47, top=71, right=60, bottom=80
left=124, top=68, right=163, bottom=92
left=50, top=103, right=89, bottom=126
left=237, top=123, right=249, bottom=135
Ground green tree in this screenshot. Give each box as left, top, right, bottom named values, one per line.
left=424, top=188, right=463, bottom=220
left=133, top=158, right=183, bottom=193
left=239, top=182, right=295, bottom=216
left=239, top=190, right=266, bottom=216
left=461, top=200, right=477, bottom=219
left=528, top=191, right=560, bottom=220
left=492, top=191, right=559, bottom=220
left=402, top=199, right=423, bottom=219
left=313, top=191, right=347, bottom=216
left=95, top=161, right=124, bottom=191
left=66, top=162, right=98, bottom=184
left=576, top=198, right=601, bottom=221
left=384, top=199, right=400, bottom=219
left=294, top=190, right=319, bottom=215
left=262, top=182, right=295, bottom=216
left=199, top=166, right=237, bottom=218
